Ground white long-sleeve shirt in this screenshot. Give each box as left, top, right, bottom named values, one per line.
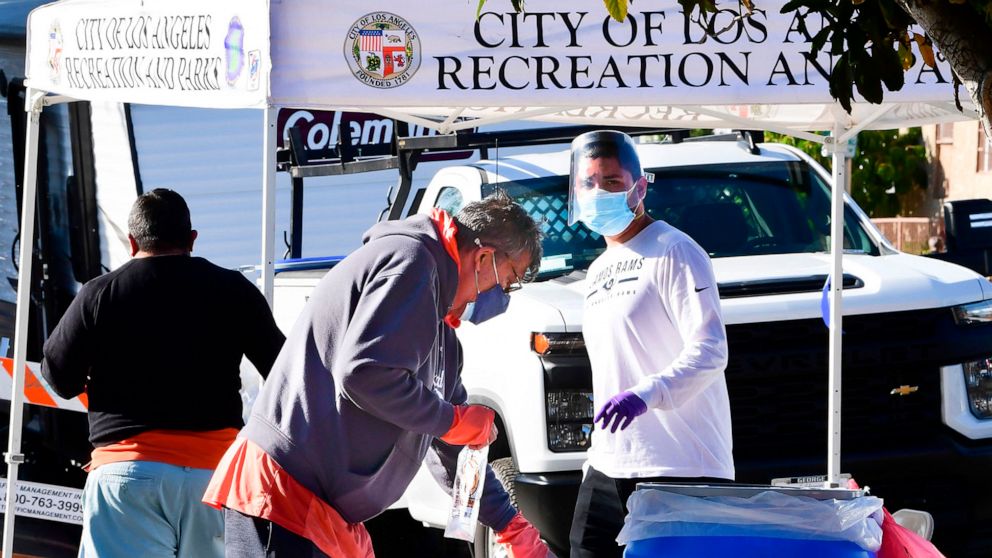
left=583, top=220, right=734, bottom=480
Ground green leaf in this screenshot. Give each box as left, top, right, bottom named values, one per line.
left=877, top=0, right=913, bottom=30
left=781, top=0, right=808, bottom=14
left=830, top=57, right=854, bottom=113
left=476, top=0, right=486, bottom=20
left=811, top=27, right=831, bottom=53
left=679, top=0, right=718, bottom=18
left=897, top=40, right=916, bottom=70
left=510, top=0, right=525, bottom=12
left=873, top=42, right=905, bottom=91
left=603, top=0, right=628, bottom=22
left=830, top=28, right=846, bottom=55
left=853, top=50, right=883, bottom=103
left=877, top=162, right=895, bottom=183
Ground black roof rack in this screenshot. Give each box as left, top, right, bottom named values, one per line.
left=275, top=119, right=764, bottom=257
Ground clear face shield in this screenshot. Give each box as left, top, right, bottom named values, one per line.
left=567, top=130, right=645, bottom=237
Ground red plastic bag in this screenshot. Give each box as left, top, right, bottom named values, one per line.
left=845, top=478, right=944, bottom=558
left=877, top=509, right=946, bottom=558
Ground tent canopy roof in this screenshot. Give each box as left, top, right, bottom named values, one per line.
left=23, top=0, right=976, bottom=134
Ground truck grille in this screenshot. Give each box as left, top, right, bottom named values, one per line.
left=726, top=308, right=946, bottom=465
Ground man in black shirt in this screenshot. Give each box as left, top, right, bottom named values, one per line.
left=42, top=188, right=284, bottom=558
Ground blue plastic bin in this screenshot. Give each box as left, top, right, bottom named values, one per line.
left=620, top=484, right=882, bottom=558
left=626, top=534, right=875, bottom=557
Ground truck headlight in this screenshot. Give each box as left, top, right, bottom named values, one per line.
left=531, top=332, right=585, bottom=355
left=546, top=391, right=593, bottom=451
left=963, top=358, right=992, bottom=419
left=952, top=300, right=992, bottom=325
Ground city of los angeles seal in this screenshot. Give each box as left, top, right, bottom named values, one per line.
left=344, top=12, right=420, bottom=89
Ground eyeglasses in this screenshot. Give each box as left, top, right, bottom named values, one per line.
left=490, top=250, right=523, bottom=294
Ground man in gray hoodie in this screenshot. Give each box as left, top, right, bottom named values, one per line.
left=205, top=192, right=550, bottom=557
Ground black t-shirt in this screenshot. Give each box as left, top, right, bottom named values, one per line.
left=41, top=255, right=285, bottom=447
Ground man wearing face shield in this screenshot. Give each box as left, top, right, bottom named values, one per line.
left=204, top=192, right=552, bottom=557
left=566, top=131, right=734, bottom=558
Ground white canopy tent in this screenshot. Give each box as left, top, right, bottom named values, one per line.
left=10, top=0, right=978, bottom=553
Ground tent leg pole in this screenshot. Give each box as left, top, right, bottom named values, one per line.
left=3, top=89, right=42, bottom=558
left=260, top=106, right=278, bottom=307
left=827, top=121, right=846, bottom=487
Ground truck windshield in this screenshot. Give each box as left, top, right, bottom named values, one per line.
left=495, top=159, right=879, bottom=276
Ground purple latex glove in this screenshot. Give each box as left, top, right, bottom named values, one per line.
left=594, top=391, right=648, bottom=433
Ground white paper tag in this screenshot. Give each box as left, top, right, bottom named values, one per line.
left=770, top=473, right=852, bottom=488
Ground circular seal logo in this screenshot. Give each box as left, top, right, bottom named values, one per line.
left=344, top=12, right=420, bottom=89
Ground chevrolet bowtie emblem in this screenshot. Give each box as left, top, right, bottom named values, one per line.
left=890, top=385, right=919, bottom=396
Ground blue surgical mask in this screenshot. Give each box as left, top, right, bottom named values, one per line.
left=578, top=187, right=636, bottom=237
left=461, top=252, right=511, bottom=324
left=461, top=285, right=510, bottom=324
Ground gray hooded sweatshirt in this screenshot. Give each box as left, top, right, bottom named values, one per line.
left=243, top=214, right=516, bottom=530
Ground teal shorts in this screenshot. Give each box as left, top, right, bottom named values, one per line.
left=78, top=460, right=224, bottom=558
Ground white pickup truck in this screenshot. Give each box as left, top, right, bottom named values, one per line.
left=272, top=135, right=992, bottom=558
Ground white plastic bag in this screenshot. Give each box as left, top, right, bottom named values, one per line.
left=617, top=488, right=884, bottom=551
left=444, top=445, right=489, bottom=542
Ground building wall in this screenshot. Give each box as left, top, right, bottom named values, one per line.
left=923, top=121, right=992, bottom=226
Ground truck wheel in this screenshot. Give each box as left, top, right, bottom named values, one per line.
left=473, top=457, right=518, bottom=558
